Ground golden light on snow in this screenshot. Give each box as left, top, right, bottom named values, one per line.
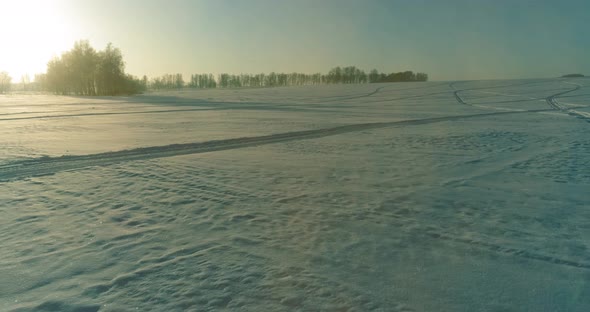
left=0, top=0, right=76, bottom=81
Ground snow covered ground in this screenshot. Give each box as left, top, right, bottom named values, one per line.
left=1, top=78, right=589, bottom=311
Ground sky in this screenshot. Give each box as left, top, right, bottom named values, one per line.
left=0, top=0, right=588, bottom=81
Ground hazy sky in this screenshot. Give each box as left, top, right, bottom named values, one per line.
left=0, top=0, right=588, bottom=81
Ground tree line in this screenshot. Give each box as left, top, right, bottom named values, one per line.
left=2, top=41, right=428, bottom=95
left=149, top=66, right=428, bottom=90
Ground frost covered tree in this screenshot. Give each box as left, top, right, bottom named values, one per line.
left=368, top=69, right=380, bottom=83
left=44, top=40, right=144, bottom=95
left=175, top=74, right=184, bottom=88
left=152, top=66, right=427, bottom=91
left=32, top=73, right=47, bottom=91
left=149, top=73, right=184, bottom=90
left=21, top=74, right=30, bottom=91
left=0, top=71, right=11, bottom=94
left=95, top=43, right=125, bottom=95
left=416, top=73, right=428, bottom=81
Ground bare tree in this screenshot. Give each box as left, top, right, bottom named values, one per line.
left=21, top=74, right=30, bottom=91
left=0, top=71, right=11, bottom=94
left=44, top=41, right=144, bottom=95
left=151, top=66, right=427, bottom=91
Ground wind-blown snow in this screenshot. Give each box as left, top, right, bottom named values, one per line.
left=1, top=78, right=589, bottom=311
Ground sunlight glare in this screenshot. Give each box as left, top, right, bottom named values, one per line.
left=0, top=0, right=75, bottom=81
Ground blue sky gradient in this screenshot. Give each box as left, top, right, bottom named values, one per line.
left=1, top=0, right=588, bottom=81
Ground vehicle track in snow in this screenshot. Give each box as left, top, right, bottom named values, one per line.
left=546, top=82, right=590, bottom=122
left=314, top=82, right=449, bottom=103
left=0, top=107, right=220, bottom=121
left=0, top=109, right=552, bottom=182
left=0, top=105, right=169, bottom=117
left=450, top=80, right=549, bottom=110
left=451, top=80, right=589, bottom=120
left=424, top=230, right=590, bottom=271
left=314, top=85, right=389, bottom=103
left=0, top=103, right=359, bottom=121
left=546, top=82, right=581, bottom=110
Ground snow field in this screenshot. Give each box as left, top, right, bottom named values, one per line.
left=1, top=78, right=589, bottom=311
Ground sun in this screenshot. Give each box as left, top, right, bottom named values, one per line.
left=0, top=0, right=76, bottom=81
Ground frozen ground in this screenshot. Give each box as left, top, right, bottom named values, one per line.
left=0, top=78, right=589, bottom=311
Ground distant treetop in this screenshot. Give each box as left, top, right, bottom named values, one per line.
left=561, top=74, right=585, bottom=78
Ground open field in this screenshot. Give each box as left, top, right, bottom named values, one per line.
left=1, top=78, right=589, bottom=311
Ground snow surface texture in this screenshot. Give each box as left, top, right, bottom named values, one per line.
left=1, top=78, right=589, bottom=311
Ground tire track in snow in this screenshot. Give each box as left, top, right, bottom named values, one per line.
left=0, top=107, right=220, bottom=121
left=546, top=82, right=590, bottom=122
left=0, top=105, right=344, bottom=121
left=354, top=90, right=453, bottom=105
left=315, top=85, right=389, bottom=103
left=425, top=231, right=590, bottom=271
left=0, top=105, right=164, bottom=117
left=450, top=80, right=547, bottom=110
left=451, top=80, right=588, bottom=116
left=306, top=82, right=449, bottom=104
left=269, top=85, right=391, bottom=104
left=545, top=82, right=581, bottom=110
left=0, top=109, right=552, bottom=182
